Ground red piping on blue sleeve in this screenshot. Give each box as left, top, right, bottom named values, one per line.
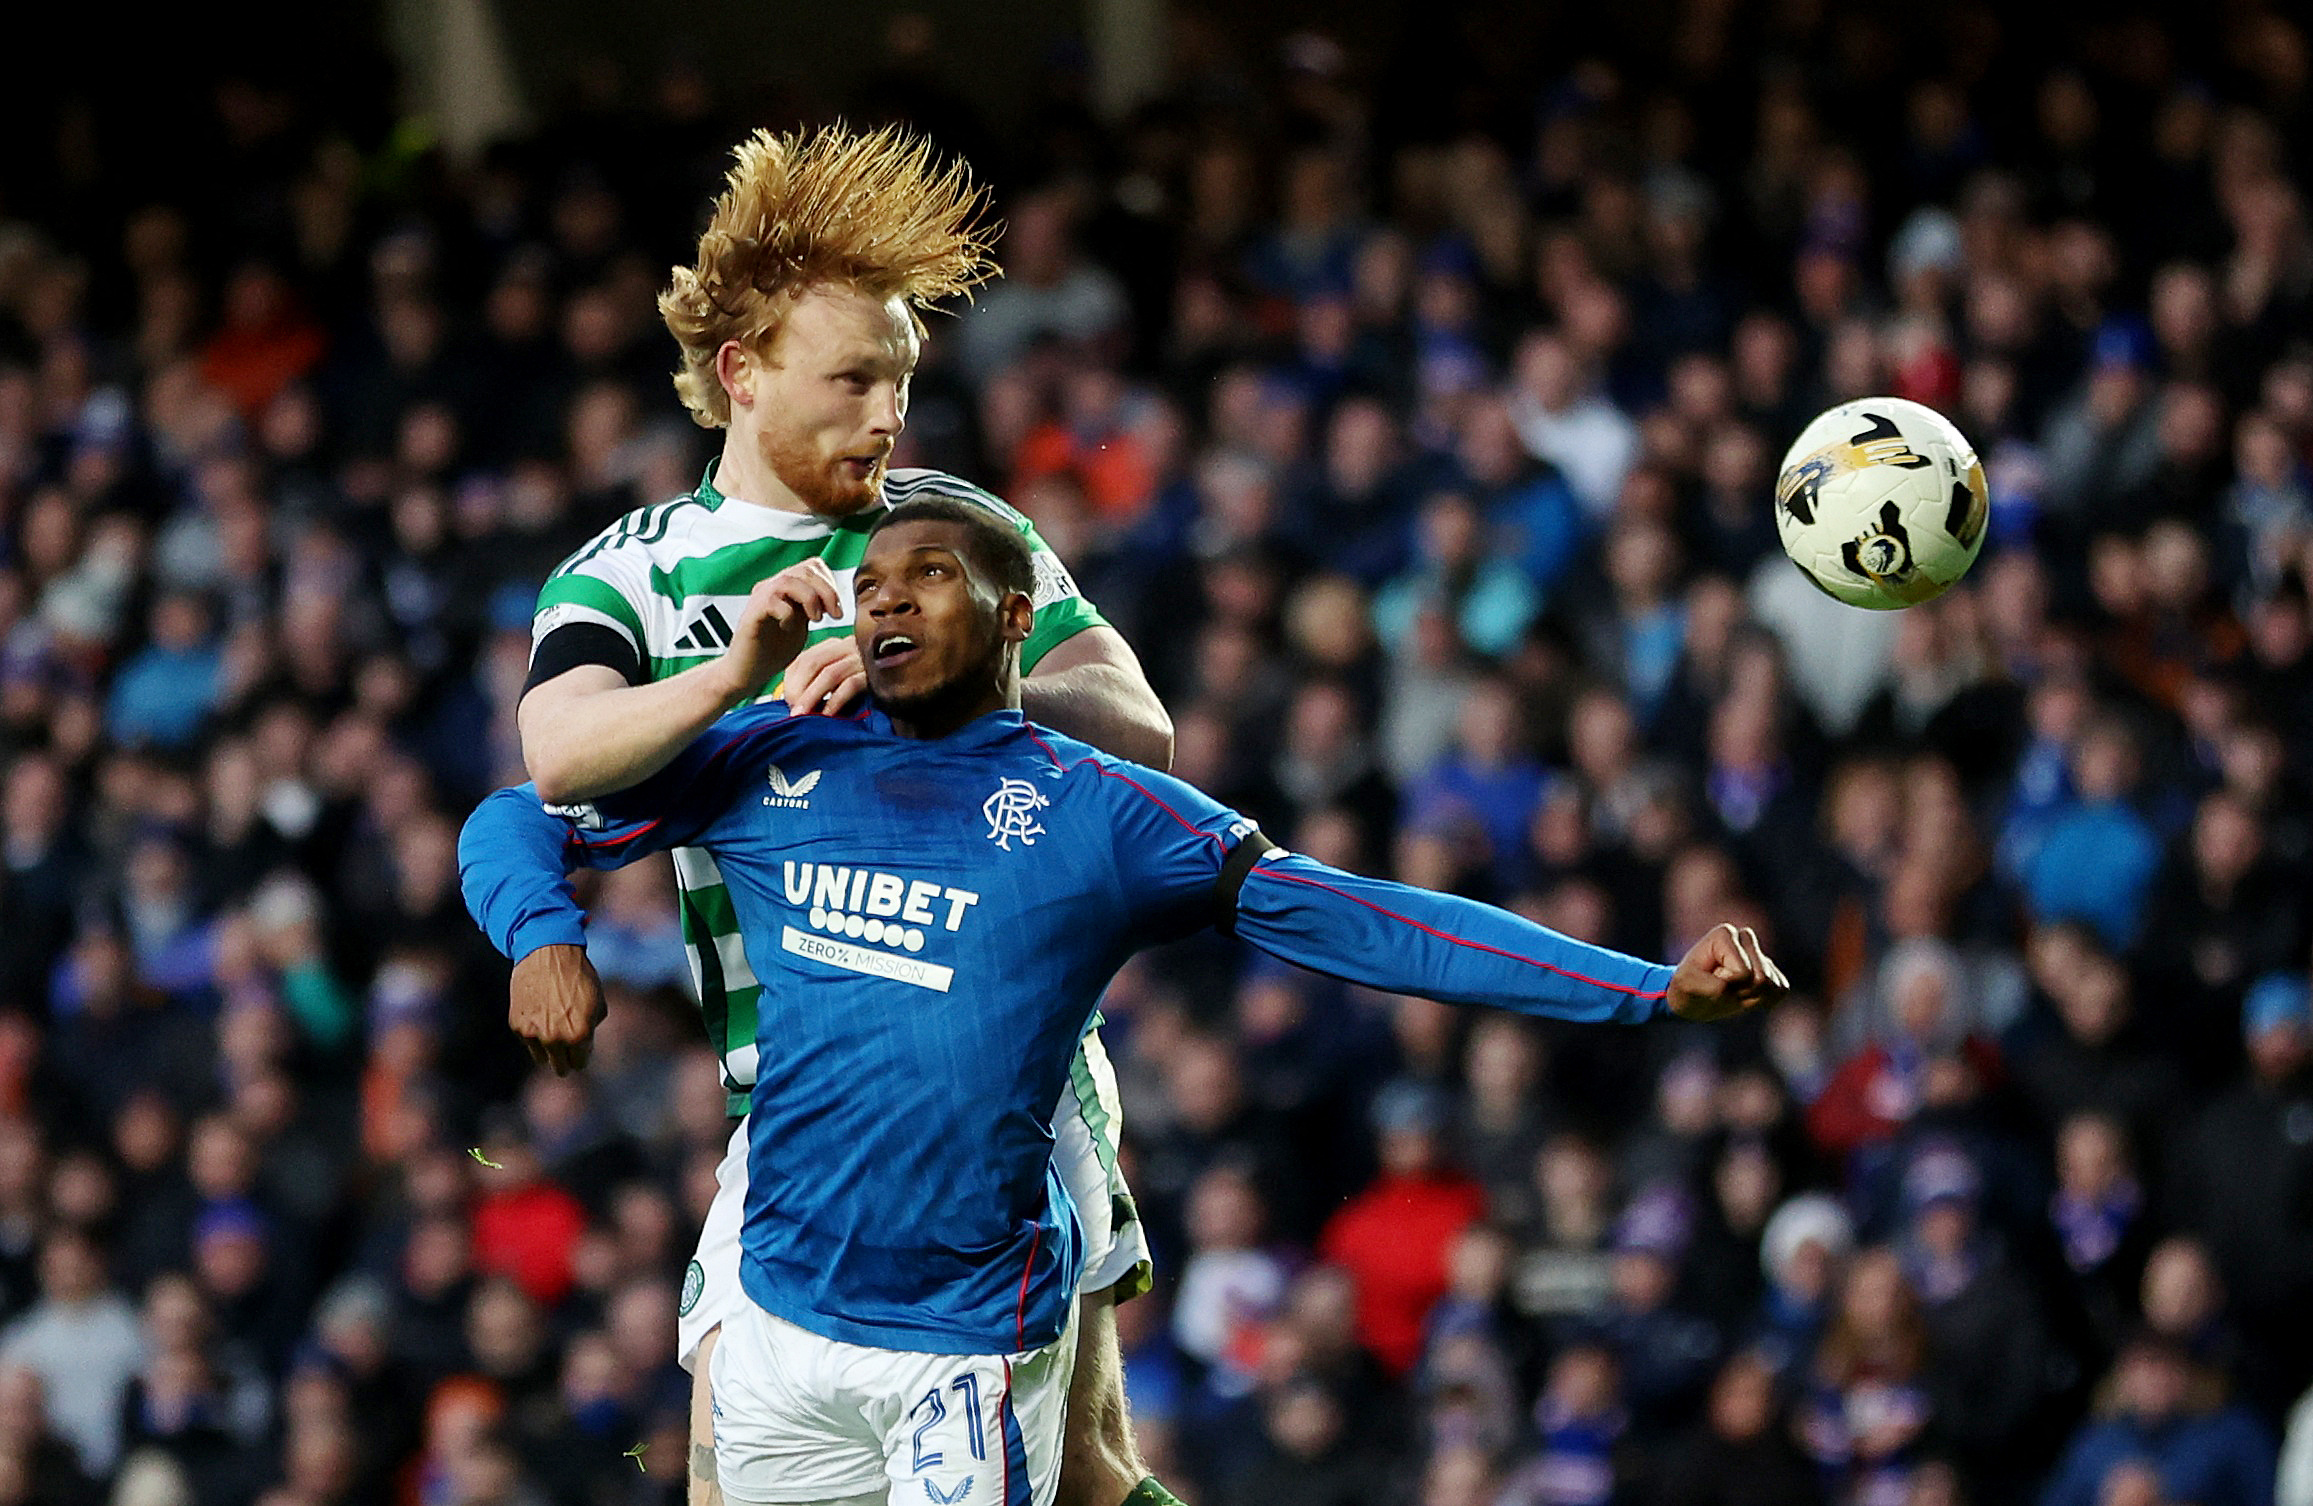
left=1024, top=730, right=1225, bottom=853
left=1249, top=863, right=1670, bottom=1001
left=570, top=819, right=662, bottom=852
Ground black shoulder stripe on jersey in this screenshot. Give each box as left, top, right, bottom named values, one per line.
left=551, top=495, right=694, bottom=577
left=554, top=530, right=617, bottom=578
left=558, top=509, right=643, bottom=575
left=634, top=499, right=684, bottom=546
left=1213, top=831, right=1279, bottom=935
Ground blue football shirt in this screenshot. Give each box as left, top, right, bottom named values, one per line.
left=462, top=703, right=1674, bottom=1354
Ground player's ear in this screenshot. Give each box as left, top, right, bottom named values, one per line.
left=999, top=590, right=1034, bottom=644
left=715, top=340, right=756, bottom=407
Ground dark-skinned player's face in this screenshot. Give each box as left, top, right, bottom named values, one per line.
left=853, top=520, right=1032, bottom=714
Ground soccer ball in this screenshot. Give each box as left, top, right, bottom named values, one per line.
left=1773, top=397, right=1989, bottom=610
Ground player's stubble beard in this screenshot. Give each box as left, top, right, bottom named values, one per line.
left=869, top=610, right=1016, bottom=740
left=759, top=417, right=888, bottom=519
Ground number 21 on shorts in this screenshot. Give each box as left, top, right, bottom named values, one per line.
left=908, top=1371, right=986, bottom=1474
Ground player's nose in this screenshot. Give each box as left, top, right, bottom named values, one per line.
left=863, top=579, right=914, bottom=618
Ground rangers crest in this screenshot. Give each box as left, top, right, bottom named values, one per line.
left=982, top=779, right=1049, bottom=850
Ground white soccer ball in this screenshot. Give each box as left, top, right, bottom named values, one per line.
left=1773, top=397, right=1989, bottom=610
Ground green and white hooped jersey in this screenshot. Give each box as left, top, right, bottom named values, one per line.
left=531, top=462, right=1107, bottom=1105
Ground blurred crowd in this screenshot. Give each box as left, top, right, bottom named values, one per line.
left=2, top=2, right=2313, bottom=1505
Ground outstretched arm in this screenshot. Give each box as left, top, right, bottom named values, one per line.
left=1103, top=759, right=1784, bottom=1025
left=1226, top=846, right=1785, bottom=1025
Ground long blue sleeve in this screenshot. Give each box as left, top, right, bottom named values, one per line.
left=1232, top=850, right=1673, bottom=1023
left=457, top=702, right=793, bottom=963
left=458, top=785, right=593, bottom=962
left=1093, top=750, right=1673, bottom=1023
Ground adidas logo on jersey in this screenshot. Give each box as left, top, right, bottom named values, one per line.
left=673, top=604, right=735, bottom=652
left=763, top=764, right=822, bottom=809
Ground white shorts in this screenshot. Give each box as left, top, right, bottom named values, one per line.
left=679, top=1030, right=1147, bottom=1373
left=710, top=1296, right=1077, bottom=1506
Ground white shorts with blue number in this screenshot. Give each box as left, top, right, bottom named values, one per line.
left=710, top=1295, right=1078, bottom=1506
left=678, top=1030, right=1145, bottom=1373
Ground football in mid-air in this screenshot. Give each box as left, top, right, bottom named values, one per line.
left=1773, top=397, right=1989, bottom=610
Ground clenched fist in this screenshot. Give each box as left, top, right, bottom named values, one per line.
left=510, top=943, right=608, bottom=1075
left=1666, top=922, right=1789, bottom=1022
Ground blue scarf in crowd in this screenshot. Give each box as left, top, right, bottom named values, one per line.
left=2050, top=1179, right=2142, bottom=1273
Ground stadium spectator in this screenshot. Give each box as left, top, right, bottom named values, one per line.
left=2012, top=926, right=2189, bottom=1151
left=0, top=1363, right=97, bottom=1506
left=1374, top=490, right=1540, bottom=660
left=1402, top=678, right=1548, bottom=892
left=2039, top=1333, right=2276, bottom=1506
left=1507, top=1132, right=1617, bottom=1336
left=1496, top=1342, right=1632, bottom=1506
left=1590, top=1183, right=1723, bottom=1439
left=1220, top=1375, right=1376, bottom=1506
left=957, top=190, right=1131, bottom=380
left=1452, top=1017, right=1553, bottom=1225
left=2048, top=1111, right=2155, bottom=1365
left=2021, top=714, right=2163, bottom=949
left=2170, top=972, right=2313, bottom=1400
left=465, top=1117, right=586, bottom=1310
left=1318, top=1082, right=1486, bottom=1378
left=1506, top=330, right=1638, bottom=523
left=1807, top=943, right=2005, bottom=1162
left=1170, top=1162, right=1289, bottom=1395
left=1754, top=1193, right=1855, bottom=1381
left=1650, top=1349, right=1825, bottom=1506
left=1802, top=1248, right=1936, bottom=1506
left=0, top=1228, right=142, bottom=1476
left=1898, top=1142, right=2058, bottom=1486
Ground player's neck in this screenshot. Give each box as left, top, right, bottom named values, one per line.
left=713, top=433, right=815, bottom=516
left=882, top=673, right=1021, bottom=742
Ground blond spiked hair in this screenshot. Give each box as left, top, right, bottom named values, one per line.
left=659, top=123, right=999, bottom=428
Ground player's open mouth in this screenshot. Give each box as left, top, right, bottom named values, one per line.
left=870, top=633, right=919, bottom=667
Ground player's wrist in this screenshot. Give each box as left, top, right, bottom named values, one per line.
left=509, top=921, right=589, bottom=964
left=1642, top=962, right=1680, bottom=1019
left=696, top=654, right=759, bottom=713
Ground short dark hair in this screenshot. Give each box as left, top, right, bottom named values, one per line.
left=868, top=496, right=1036, bottom=598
